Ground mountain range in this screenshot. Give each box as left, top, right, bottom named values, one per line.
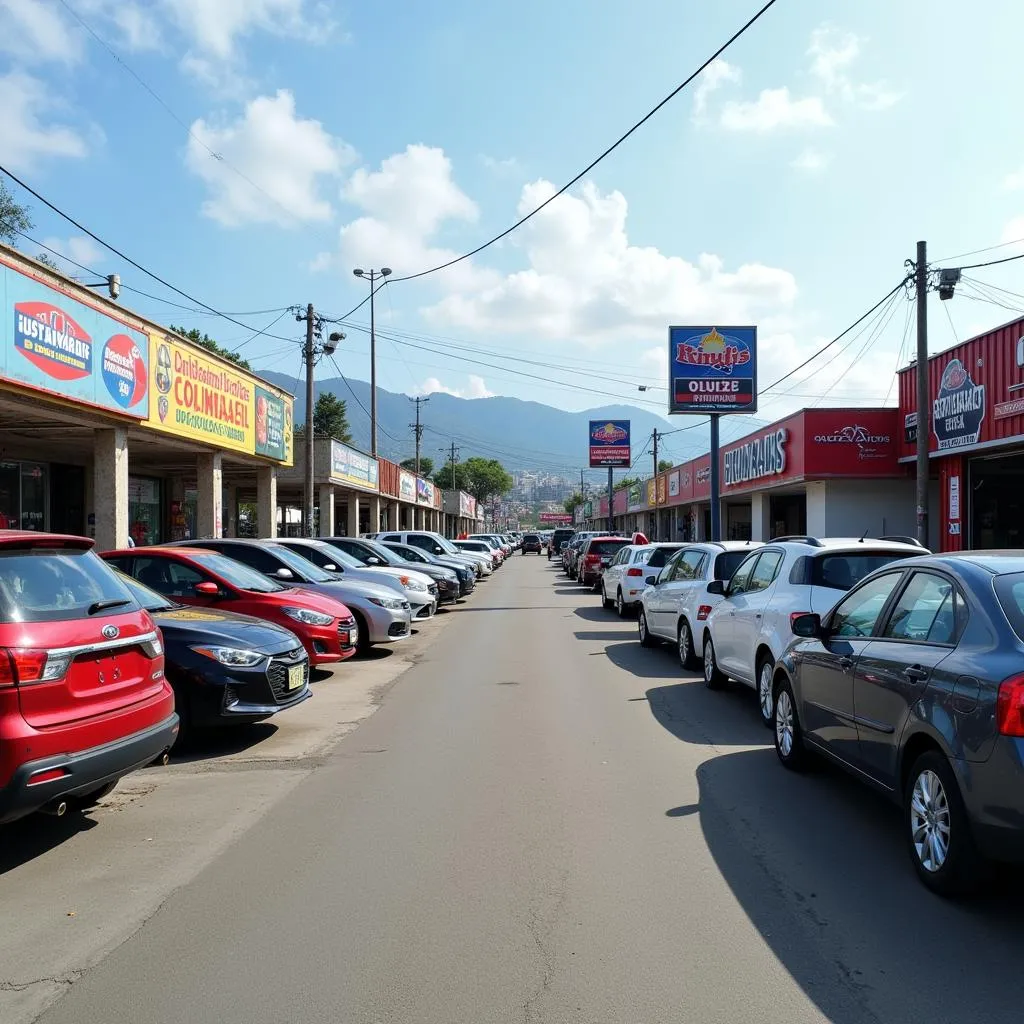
left=257, top=370, right=770, bottom=478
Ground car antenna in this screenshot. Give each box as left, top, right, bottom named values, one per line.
left=859, top=528, right=869, bottom=542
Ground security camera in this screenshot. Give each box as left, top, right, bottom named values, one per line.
left=106, top=274, right=120, bottom=300
left=323, top=331, right=344, bottom=356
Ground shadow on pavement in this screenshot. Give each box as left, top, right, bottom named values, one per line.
left=646, top=678, right=766, bottom=747
left=171, top=722, right=279, bottom=764
left=600, top=640, right=688, bottom=680
left=356, top=646, right=395, bottom=662
left=574, top=629, right=637, bottom=642
left=0, top=812, right=98, bottom=875
left=573, top=606, right=616, bottom=622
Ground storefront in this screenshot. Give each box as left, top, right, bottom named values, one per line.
left=898, top=313, right=1024, bottom=552
left=0, top=244, right=294, bottom=550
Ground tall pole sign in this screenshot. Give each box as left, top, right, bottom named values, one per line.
left=589, top=419, right=630, bottom=534
left=668, top=326, right=758, bottom=542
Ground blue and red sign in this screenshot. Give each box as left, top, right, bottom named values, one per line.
left=668, top=325, right=758, bottom=414
left=589, top=419, right=631, bottom=467
left=3, top=262, right=149, bottom=418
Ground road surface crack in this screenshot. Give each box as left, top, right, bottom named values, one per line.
left=522, top=869, right=569, bottom=1024
left=0, top=970, right=81, bottom=992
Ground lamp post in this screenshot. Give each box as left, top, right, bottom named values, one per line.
left=352, top=267, right=391, bottom=457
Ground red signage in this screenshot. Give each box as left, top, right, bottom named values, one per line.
left=539, top=512, right=573, bottom=524
left=803, top=408, right=899, bottom=476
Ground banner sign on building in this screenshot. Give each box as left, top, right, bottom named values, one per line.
left=254, top=386, right=288, bottom=461
left=416, top=477, right=435, bottom=505
left=399, top=470, right=416, bottom=502
left=3, top=266, right=150, bottom=418
left=724, top=428, right=788, bottom=486
left=933, top=358, right=986, bottom=451
left=331, top=441, right=379, bottom=491
left=459, top=492, right=475, bottom=517
left=539, top=512, right=573, bottom=524
left=589, top=419, right=631, bottom=467
left=668, top=471, right=680, bottom=497
left=668, top=325, right=758, bottom=414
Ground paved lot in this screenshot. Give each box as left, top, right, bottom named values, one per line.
left=11, top=555, right=1024, bottom=1023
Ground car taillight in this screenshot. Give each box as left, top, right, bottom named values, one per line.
left=626, top=567, right=644, bottom=577
left=586, top=553, right=599, bottom=563
left=0, top=648, right=72, bottom=687
left=696, top=604, right=712, bottom=621
left=997, top=674, right=1024, bottom=737
left=789, top=612, right=811, bottom=631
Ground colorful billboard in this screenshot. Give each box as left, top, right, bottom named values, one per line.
left=416, top=477, right=435, bottom=505
left=2, top=263, right=149, bottom=418
left=330, top=440, right=379, bottom=491
left=399, top=470, right=417, bottom=502
left=254, top=386, right=287, bottom=461
left=589, top=419, right=631, bottom=467
left=668, top=325, right=758, bottom=414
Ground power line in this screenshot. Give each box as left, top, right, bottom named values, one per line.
left=324, top=351, right=402, bottom=442
left=387, top=0, right=780, bottom=284
left=935, top=236, right=1024, bottom=264
left=882, top=300, right=915, bottom=406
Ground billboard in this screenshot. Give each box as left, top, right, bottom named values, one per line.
left=398, top=470, right=416, bottom=502
left=668, top=325, right=757, bottom=414
left=589, top=419, right=631, bottom=467
left=254, top=386, right=287, bottom=461
left=539, top=512, right=573, bottom=524
left=331, top=440, right=379, bottom=491
left=416, top=477, right=435, bottom=505
left=2, top=264, right=149, bottom=418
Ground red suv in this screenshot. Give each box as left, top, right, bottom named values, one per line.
left=578, top=536, right=631, bottom=590
left=101, top=547, right=358, bottom=666
left=0, top=532, right=178, bottom=823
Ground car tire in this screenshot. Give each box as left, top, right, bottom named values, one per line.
left=756, top=655, right=776, bottom=728
left=353, top=611, right=372, bottom=655
left=615, top=589, right=628, bottom=618
left=904, top=750, right=983, bottom=897
left=638, top=609, right=655, bottom=647
left=677, top=619, right=698, bottom=671
left=601, top=583, right=613, bottom=610
left=773, top=677, right=807, bottom=771
left=703, top=635, right=726, bottom=689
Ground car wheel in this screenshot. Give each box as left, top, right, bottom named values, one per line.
left=70, top=780, right=119, bottom=810
left=773, top=678, right=806, bottom=771
left=757, top=655, right=776, bottom=727
left=703, top=635, right=726, bottom=689
left=677, top=619, right=698, bottom=670
left=601, top=582, right=613, bottom=610
left=615, top=590, right=627, bottom=618
left=905, top=750, right=983, bottom=897
left=353, top=611, right=372, bottom=655
left=638, top=609, right=655, bottom=647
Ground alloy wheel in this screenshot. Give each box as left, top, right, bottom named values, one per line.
left=910, top=769, right=951, bottom=873
left=616, top=591, right=624, bottom=617
left=776, top=689, right=794, bottom=757
left=758, top=662, right=774, bottom=723
left=703, top=641, right=714, bottom=683
left=678, top=622, right=690, bottom=666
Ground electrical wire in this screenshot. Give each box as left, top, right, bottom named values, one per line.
left=387, top=0, right=780, bottom=284
left=324, top=351, right=402, bottom=442
left=882, top=300, right=915, bottom=407
left=935, top=236, right=1024, bottom=264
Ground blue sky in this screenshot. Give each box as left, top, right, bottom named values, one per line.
left=3, top=0, right=1024, bottom=466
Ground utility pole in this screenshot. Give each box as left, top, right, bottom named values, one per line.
left=914, top=240, right=930, bottom=548
left=410, top=396, right=429, bottom=475
left=353, top=267, right=392, bottom=457
left=443, top=442, right=460, bottom=491
left=651, top=429, right=662, bottom=541
left=299, top=303, right=316, bottom=538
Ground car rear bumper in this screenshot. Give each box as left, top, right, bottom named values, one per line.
left=0, top=713, right=180, bottom=824
left=955, top=739, right=1024, bottom=863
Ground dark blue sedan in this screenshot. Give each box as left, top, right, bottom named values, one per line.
left=771, top=551, right=1024, bottom=896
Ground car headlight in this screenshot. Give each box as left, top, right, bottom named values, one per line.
left=282, top=606, right=335, bottom=626
left=192, top=645, right=266, bottom=667
left=369, top=596, right=407, bottom=610
left=403, top=577, right=428, bottom=591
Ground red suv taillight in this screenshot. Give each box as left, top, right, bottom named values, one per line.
left=0, top=648, right=72, bottom=687
left=586, top=553, right=600, bottom=564
left=626, top=567, right=643, bottom=577
left=696, top=604, right=712, bottom=621
left=997, top=674, right=1024, bottom=736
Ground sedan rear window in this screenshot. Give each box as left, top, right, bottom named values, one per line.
left=589, top=540, right=630, bottom=556
left=714, top=550, right=751, bottom=581
left=646, top=546, right=682, bottom=568
left=994, top=573, right=1024, bottom=642
left=811, top=552, right=916, bottom=591
left=0, top=547, right=137, bottom=623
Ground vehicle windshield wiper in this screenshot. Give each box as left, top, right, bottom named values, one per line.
left=88, top=598, right=131, bottom=615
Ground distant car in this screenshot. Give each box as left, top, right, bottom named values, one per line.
left=564, top=532, right=598, bottom=576
left=773, top=551, right=1024, bottom=896
left=522, top=533, right=543, bottom=554
left=0, top=532, right=178, bottom=824
left=368, top=531, right=489, bottom=577
left=548, top=528, right=575, bottom=561
left=381, top=541, right=476, bottom=597
left=701, top=536, right=927, bottom=726
left=637, top=542, right=763, bottom=667
left=320, top=536, right=457, bottom=606
left=115, top=571, right=312, bottom=745
left=577, top=535, right=632, bottom=590
left=601, top=543, right=684, bottom=616
left=453, top=539, right=500, bottom=570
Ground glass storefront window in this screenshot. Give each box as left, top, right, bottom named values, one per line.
left=0, top=463, right=19, bottom=530
left=20, top=463, right=46, bottom=531
left=128, top=476, right=162, bottom=546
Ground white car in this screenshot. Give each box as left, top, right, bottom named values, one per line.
left=701, top=536, right=927, bottom=726
left=601, top=543, right=685, bottom=618
left=368, top=531, right=491, bottom=577
left=637, top=541, right=764, bottom=667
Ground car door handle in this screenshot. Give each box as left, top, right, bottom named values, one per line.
left=755, top=613, right=761, bottom=619
left=838, top=657, right=854, bottom=671
left=904, top=665, right=929, bottom=682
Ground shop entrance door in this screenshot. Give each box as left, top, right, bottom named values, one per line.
left=770, top=493, right=807, bottom=538
left=970, top=452, right=1024, bottom=549
left=50, top=464, right=85, bottom=535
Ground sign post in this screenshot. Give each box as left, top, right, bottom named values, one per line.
left=607, top=466, right=614, bottom=534
left=668, top=326, right=758, bottom=542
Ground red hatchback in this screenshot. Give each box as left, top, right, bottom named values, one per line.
left=0, top=532, right=178, bottom=824
left=101, top=547, right=358, bottom=666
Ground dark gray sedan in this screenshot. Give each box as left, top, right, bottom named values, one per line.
left=771, top=551, right=1024, bottom=896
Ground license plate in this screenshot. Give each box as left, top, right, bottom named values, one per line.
left=600, top=558, right=610, bottom=567
left=287, top=665, right=304, bottom=691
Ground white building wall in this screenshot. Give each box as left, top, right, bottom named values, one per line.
left=819, top=479, right=917, bottom=539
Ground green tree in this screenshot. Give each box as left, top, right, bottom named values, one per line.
left=401, top=456, right=434, bottom=477
left=616, top=475, right=641, bottom=492
left=169, top=324, right=252, bottom=371
left=433, top=456, right=512, bottom=500
left=564, top=493, right=585, bottom=515
left=296, top=392, right=352, bottom=443
left=658, top=459, right=673, bottom=473
left=0, top=179, right=32, bottom=245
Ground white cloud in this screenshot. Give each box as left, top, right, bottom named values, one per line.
left=791, top=148, right=830, bottom=173
left=0, top=0, right=84, bottom=63
left=720, top=88, right=833, bottom=132
left=808, top=25, right=901, bottom=110
left=692, top=58, right=741, bottom=120
left=186, top=90, right=353, bottom=226
left=0, top=72, right=88, bottom=172
left=38, top=235, right=107, bottom=276
left=1003, top=169, right=1024, bottom=192
left=480, top=154, right=523, bottom=176
left=417, top=375, right=494, bottom=400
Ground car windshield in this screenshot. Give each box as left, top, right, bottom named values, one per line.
left=363, top=540, right=406, bottom=565
left=390, top=544, right=426, bottom=562
left=432, top=536, right=460, bottom=555
left=524, top=535, right=540, bottom=543
left=714, top=550, right=752, bottom=580
left=273, top=545, right=342, bottom=582
left=0, top=546, right=137, bottom=624
left=811, top=551, right=917, bottom=591
left=188, top=551, right=288, bottom=592
left=115, top=570, right=176, bottom=612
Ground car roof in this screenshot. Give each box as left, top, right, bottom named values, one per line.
left=902, top=550, right=1024, bottom=576
left=0, top=529, right=96, bottom=549
left=105, top=545, right=216, bottom=557
left=758, top=537, right=926, bottom=554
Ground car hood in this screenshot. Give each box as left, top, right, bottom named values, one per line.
left=300, top=577, right=406, bottom=606
left=393, top=560, right=456, bottom=581
left=151, top=605, right=299, bottom=651
left=360, top=565, right=436, bottom=588
left=329, top=565, right=404, bottom=593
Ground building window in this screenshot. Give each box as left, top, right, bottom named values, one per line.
left=0, top=460, right=48, bottom=531
left=128, top=476, right=162, bottom=546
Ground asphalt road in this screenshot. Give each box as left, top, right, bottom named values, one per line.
left=36, top=555, right=1024, bottom=1024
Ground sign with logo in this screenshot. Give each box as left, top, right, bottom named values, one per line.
left=330, top=440, right=379, bottom=491
left=668, top=325, right=757, bottom=414
left=574, top=505, right=585, bottom=524
left=399, top=470, right=416, bottom=502
left=904, top=412, right=918, bottom=444
left=627, top=483, right=644, bottom=512
left=668, top=471, right=680, bottom=498
left=949, top=474, right=961, bottom=521
left=724, top=428, right=788, bottom=487
left=589, top=419, right=631, bottom=467
left=812, top=424, right=891, bottom=460
left=696, top=466, right=711, bottom=485
left=459, top=492, right=475, bottom=517
left=254, top=386, right=288, bottom=461
left=2, top=265, right=149, bottom=418
left=933, top=358, right=986, bottom=451
left=416, top=477, right=435, bottom=505
left=583, top=500, right=593, bottom=518
left=646, top=480, right=656, bottom=506
left=994, top=398, right=1024, bottom=421
left=539, top=512, right=573, bottom=524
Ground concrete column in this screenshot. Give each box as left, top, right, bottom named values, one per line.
left=750, top=492, right=771, bottom=541
left=224, top=484, right=238, bottom=537
left=93, top=428, right=128, bottom=551
left=196, top=452, right=223, bottom=539
left=257, top=467, right=278, bottom=539
left=317, top=483, right=334, bottom=538
left=367, top=494, right=381, bottom=535
left=416, top=507, right=425, bottom=530
left=387, top=501, right=399, bottom=530
left=805, top=482, right=827, bottom=538
left=347, top=495, right=360, bottom=537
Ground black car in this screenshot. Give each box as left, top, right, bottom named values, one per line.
left=522, top=533, right=543, bottom=554
left=549, top=528, right=575, bottom=561
left=381, top=541, right=476, bottom=597
left=773, top=551, right=1024, bottom=896
left=116, top=572, right=311, bottom=745
left=323, top=536, right=463, bottom=604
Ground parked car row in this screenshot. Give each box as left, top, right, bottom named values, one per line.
left=0, top=527, right=493, bottom=826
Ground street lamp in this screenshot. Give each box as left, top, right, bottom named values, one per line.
left=353, top=266, right=391, bottom=457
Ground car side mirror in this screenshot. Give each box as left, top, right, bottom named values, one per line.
left=645, top=575, right=657, bottom=586
left=194, top=581, right=220, bottom=597
left=323, top=563, right=338, bottom=572
left=434, top=547, right=444, bottom=555
left=791, top=613, right=823, bottom=638
left=367, top=556, right=382, bottom=565
left=706, top=580, right=725, bottom=596
left=275, top=567, right=294, bottom=580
